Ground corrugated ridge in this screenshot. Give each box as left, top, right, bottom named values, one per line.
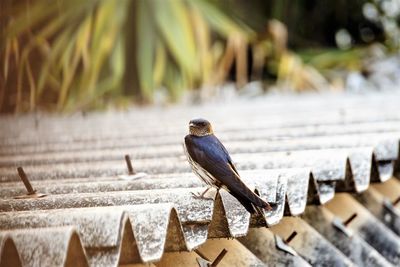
left=0, top=149, right=391, bottom=264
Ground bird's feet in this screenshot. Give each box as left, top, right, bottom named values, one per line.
left=265, top=202, right=273, bottom=211
left=191, top=189, right=214, bottom=200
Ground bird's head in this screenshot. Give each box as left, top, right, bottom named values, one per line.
left=188, top=118, right=213, bottom=136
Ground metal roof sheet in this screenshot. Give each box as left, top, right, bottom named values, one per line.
left=1, top=92, right=400, bottom=266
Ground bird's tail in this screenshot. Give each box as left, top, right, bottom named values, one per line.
left=225, top=163, right=273, bottom=214
left=230, top=189, right=272, bottom=214
left=254, top=202, right=272, bottom=216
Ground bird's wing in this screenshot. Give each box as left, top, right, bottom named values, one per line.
left=211, top=137, right=241, bottom=178
left=219, top=142, right=240, bottom=177
left=185, top=135, right=230, bottom=179
left=185, top=135, right=269, bottom=212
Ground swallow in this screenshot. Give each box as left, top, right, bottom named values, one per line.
left=183, top=118, right=272, bottom=214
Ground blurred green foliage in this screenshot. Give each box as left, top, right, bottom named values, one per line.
left=1, top=0, right=250, bottom=112
left=0, top=0, right=397, bottom=113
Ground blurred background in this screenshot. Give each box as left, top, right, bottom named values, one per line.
left=1, top=0, right=400, bottom=113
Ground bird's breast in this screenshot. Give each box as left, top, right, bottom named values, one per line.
left=184, top=142, right=218, bottom=187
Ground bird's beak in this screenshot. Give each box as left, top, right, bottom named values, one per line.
left=189, top=122, right=195, bottom=127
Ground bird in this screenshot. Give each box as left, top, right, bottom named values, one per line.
left=183, top=118, right=272, bottom=214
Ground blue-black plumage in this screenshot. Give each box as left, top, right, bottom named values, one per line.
left=184, top=118, right=272, bottom=214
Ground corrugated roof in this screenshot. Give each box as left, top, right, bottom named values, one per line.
left=1, top=92, right=400, bottom=266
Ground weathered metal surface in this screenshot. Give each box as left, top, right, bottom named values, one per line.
left=1, top=119, right=400, bottom=159
left=274, top=234, right=298, bottom=256
left=0, top=173, right=203, bottom=198
left=0, top=167, right=331, bottom=265
left=356, top=213, right=400, bottom=265
left=0, top=188, right=216, bottom=224
left=0, top=120, right=399, bottom=156
left=382, top=199, right=400, bottom=236
left=1, top=132, right=398, bottom=168
left=160, top=238, right=268, bottom=267
left=238, top=228, right=311, bottom=266
left=2, top=92, right=400, bottom=265
left=0, top=233, right=22, bottom=267
left=285, top=169, right=310, bottom=214
left=378, top=161, right=396, bottom=181
left=0, top=168, right=316, bottom=216
left=326, top=193, right=400, bottom=265
left=0, top=147, right=383, bottom=191
left=0, top=172, right=329, bottom=220
left=269, top=217, right=354, bottom=266
left=0, top=171, right=291, bottom=228
left=0, top=168, right=282, bottom=201
left=302, top=206, right=393, bottom=267
left=353, top=189, right=400, bottom=236
left=2, top=91, right=400, bottom=143
left=0, top=227, right=88, bottom=267
left=0, top=204, right=185, bottom=264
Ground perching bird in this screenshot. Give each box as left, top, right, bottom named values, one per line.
left=183, top=118, right=272, bottom=214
